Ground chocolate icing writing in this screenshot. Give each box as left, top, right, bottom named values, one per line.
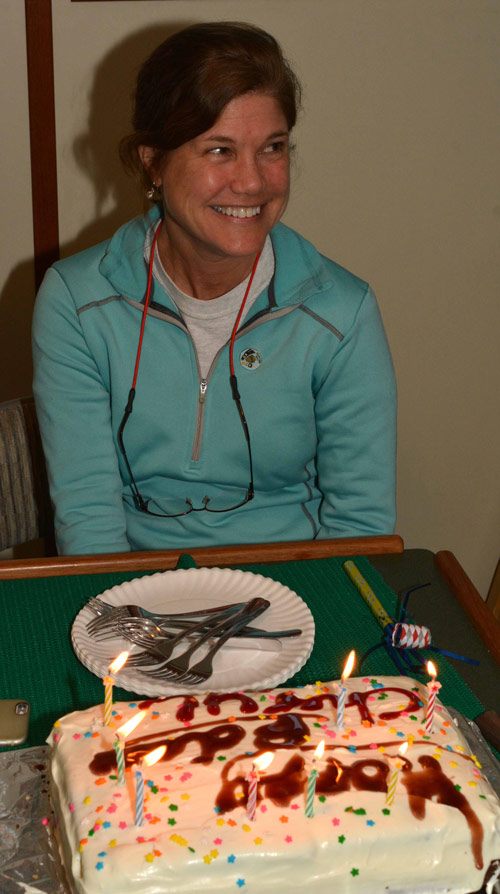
left=260, top=688, right=422, bottom=725
left=317, top=758, right=389, bottom=795
left=402, top=755, right=484, bottom=869
left=137, top=687, right=423, bottom=728
left=137, top=695, right=200, bottom=723
left=216, top=754, right=305, bottom=814
left=253, top=713, right=310, bottom=750
left=263, top=691, right=311, bottom=713
left=89, top=723, right=246, bottom=775
left=204, top=693, right=258, bottom=715
left=89, top=699, right=485, bottom=872
left=260, top=755, right=306, bottom=806
left=176, top=697, right=200, bottom=723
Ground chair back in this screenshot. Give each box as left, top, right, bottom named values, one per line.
left=0, top=396, right=55, bottom=553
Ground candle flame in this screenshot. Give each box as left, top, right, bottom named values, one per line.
left=399, top=741, right=409, bottom=757
left=254, top=751, right=274, bottom=772
left=426, top=660, right=437, bottom=678
left=142, top=745, right=166, bottom=769
left=314, top=740, right=325, bottom=760
left=116, top=710, right=147, bottom=741
left=109, top=651, right=129, bottom=674
left=342, top=649, right=356, bottom=681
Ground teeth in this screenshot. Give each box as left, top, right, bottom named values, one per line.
left=213, top=206, right=261, bottom=218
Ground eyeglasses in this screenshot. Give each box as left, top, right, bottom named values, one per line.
left=117, top=221, right=258, bottom=519
left=117, top=378, right=254, bottom=517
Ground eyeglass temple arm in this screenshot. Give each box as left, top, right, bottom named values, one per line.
left=117, top=388, right=149, bottom=512
left=230, top=374, right=254, bottom=500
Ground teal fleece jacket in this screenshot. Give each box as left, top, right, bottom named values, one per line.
left=32, top=210, right=397, bottom=555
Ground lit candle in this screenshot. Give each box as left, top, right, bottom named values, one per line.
left=425, top=660, right=442, bottom=734
left=337, top=650, right=356, bottom=730
left=134, top=745, right=166, bottom=826
left=385, top=741, right=408, bottom=806
left=103, top=651, right=129, bottom=726
left=305, top=740, right=325, bottom=818
left=114, top=710, right=147, bottom=785
left=246, top=752, right=274, bottom=821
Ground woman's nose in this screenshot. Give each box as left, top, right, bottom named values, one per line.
left=230, top=154, right=264, bottom=195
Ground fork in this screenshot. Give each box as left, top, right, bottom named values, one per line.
left=88, top=613, right=301, bottom=647
left=136, top=597, right=269, bottom=680
left=110, top=609, right=246, bottom=665
left=85, top=596, right=245, bottom=636
left=171, top=605, right=271, bottom=685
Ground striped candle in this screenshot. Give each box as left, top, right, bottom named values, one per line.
left=134, top=766, right=144, bottom=826
left=133, top=745, right=167, bottom=826
left=246, top=768, right=258, bottom=821
left=336, top=684, right=347, bottom=730
left=103, top=675, right=114, bottom=726
left=305, top=740, right=324, bottom=818
left=336, top=650, right=355, bottom=730
left=425, top=661, right=441, bottom=734
left=305, top=766, right=318, bottom=817
left=246, top=752, right=274, bottom=821
left=385, top=742, right=408, bottom=806
left=102, top=652, right=129, bottom=726
left=114, top=709, right=147, bottom=787
left=113, top=737, right=126, bottom=785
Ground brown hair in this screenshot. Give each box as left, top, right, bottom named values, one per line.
left=119, top=21, right=301, bottom=192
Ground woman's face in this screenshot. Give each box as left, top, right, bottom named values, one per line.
left=149, top=92, right=291, bottom=267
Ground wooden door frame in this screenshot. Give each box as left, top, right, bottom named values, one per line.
left=25, top=0, right=59, bottom=289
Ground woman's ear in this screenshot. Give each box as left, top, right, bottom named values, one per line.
left=138, top=146, right=160, bottom=185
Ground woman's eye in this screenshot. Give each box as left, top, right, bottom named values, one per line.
left=208, top=146, right=231, bottom=156
left=264, top=141, right=287, bottom=154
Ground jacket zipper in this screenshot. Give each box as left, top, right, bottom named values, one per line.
left=189, top=311, right=280, bottom=462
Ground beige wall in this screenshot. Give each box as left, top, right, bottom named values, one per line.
left=1, top=0, right=499, bottom=596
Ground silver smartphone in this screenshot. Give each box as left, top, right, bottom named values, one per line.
left=0, top=699, right=30, bottom=746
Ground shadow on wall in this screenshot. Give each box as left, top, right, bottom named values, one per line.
left=63, top=20, right=195, bottom=256
left=0, top=19, right=192, bottom=402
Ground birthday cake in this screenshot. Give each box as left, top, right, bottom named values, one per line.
left=46, top=676, right=500, bottom=894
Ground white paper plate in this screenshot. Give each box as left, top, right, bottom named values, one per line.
left=71, top=567, right=315, bottom=696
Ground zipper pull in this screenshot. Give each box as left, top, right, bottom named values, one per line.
left=199, top=379, right=208, bottom=403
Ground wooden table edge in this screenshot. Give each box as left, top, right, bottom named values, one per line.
left=434, top=550, right=500, bottom=668
left=0, top=534, right=404, bottom=579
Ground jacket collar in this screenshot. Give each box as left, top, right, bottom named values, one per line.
left=99, top=205, right=334, bottom=310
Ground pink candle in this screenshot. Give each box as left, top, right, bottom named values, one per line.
left=246, top=752, right=273, bottom=821
left=425, top=660, right=442, bottom=734
left=246, top=768, right=258, bottom=821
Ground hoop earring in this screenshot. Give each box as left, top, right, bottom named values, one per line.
left=146, top=182, right=162, bottom=201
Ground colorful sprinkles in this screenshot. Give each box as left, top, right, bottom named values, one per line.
left=47, top=681, right=496, bottom=891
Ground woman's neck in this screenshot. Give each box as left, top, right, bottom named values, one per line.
left=156, top=224, right=260, bottom=301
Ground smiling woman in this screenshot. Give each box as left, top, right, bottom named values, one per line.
left=137, top=93, right=291, bottom=298
left=32, top=22, right=397, bottom=556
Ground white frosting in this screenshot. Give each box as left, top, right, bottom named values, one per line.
left=46, top=676, right=500, bottom=894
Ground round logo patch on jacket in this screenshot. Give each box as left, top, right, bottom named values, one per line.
left=240, top=348, right=262, bottom=370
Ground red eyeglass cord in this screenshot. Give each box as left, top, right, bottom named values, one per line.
left=126, top=219, right=262, bottom=412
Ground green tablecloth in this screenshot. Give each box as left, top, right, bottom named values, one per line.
left=0, top=555, right=485, bottom=750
